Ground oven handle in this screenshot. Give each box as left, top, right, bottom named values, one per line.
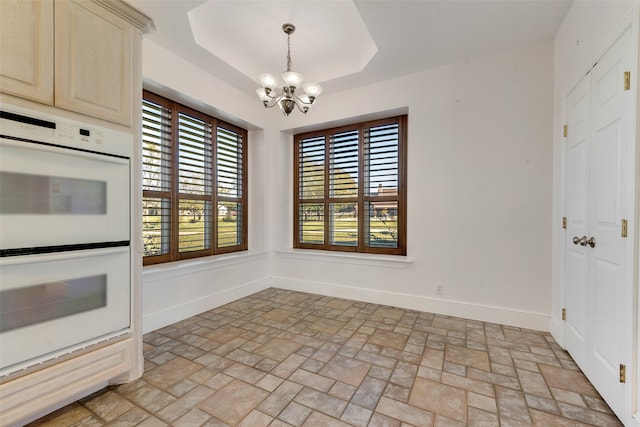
left=0, top=137, right=130, bottom=164
left=0, top=246, right=130, bottom=266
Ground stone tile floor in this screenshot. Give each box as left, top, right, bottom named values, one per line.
left=30, top=288, right=622, bottom=426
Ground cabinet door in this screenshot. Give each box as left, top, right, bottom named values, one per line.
left=55, top=0, right=133, bottom=126
left=0, top=0, right=54, bottom=104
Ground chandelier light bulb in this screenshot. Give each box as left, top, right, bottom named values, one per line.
left=256, top=23, right=322, bottom=116
left=303, top=82, right=323, bottom=99
left=256, top=88, right=270, bottom=104
left=282, top=71, right=303, bottom=89
left=258, top=73, right=278, bottom=91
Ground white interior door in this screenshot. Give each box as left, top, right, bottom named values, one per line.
left=564, top=26, right=633, bottom=420
left=586, top=25, right=632, bottom=418
left=564, top=74, right=590, bottom=371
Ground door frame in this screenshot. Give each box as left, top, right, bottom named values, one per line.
left=634, top=3, right=640, bottom=423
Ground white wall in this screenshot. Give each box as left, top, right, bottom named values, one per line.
left=140, top=35, right=554, bottom=333
left=271, top=41, right=554, bottom=331
left=140, top=39, right=273, bottom=333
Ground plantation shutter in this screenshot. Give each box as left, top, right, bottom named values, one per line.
left=216, top=124, right=245, bottom=250
left=364, top=121, right=400, bottom=249
left=297, top=135, right=326, bottom=245
left=329, top=129, right=359, bottom=247
left=142, top=91, right=248, bottom=265
left=294, top=115, right=406, bottom=255
left=142, top=97, right=172, bottom=260
left=177, top=112, right=213, bottom=254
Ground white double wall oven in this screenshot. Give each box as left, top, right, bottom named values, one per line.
left=0, top=105, right=134, bottom=377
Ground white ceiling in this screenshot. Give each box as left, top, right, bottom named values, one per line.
left=126, top=0, right=573, bottom=98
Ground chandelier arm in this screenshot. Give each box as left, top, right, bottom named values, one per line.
left=293, top=97, right=309, bottom=114
left=294, top=95, right=314, bottom=106
left=263, top=94, right=284, bottom=109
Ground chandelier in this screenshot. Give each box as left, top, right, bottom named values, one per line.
left=256, top=23, right=323, bottom=116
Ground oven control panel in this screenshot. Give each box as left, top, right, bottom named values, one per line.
left=0, top=104, right=132, bottom=158
left=0, top=111, right=103, bottom=148
left=56, top=123, right=103, bottom=147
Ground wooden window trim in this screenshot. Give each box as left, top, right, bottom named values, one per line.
left=294, top=115, right=407, bottom=255
left=143, top=90, right=248, bottom=266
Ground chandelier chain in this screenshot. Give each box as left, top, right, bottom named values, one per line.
left=286, top=31, right=292, bottom=72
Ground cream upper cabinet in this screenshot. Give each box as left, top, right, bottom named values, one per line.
left=55, top=0, right=133, bottom=126
left=0, top=0, right=151, bottom=127
left=0, top=0, right=54, bottom=104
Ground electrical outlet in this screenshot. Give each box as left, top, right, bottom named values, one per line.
left=436, top=284, right=444, bottom=296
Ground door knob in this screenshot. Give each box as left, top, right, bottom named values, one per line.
left=572, top=236, right=588, bottom=246
left=587, top=237, right=596, bottom=248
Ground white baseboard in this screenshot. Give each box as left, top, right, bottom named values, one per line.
left=142, top=278, right=272, bottom=333
left=272, top=276, right=550, bottom=332
left=143, top=275, right=551, bottom=334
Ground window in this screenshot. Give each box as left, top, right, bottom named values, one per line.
left=142, top=91, right=247, bottom=265
left=294, top=116, right=407, bottom=255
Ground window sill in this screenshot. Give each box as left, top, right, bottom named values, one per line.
left=276, top=249, right=413, bottom=269
left=143, top=251, right=267, bottom=282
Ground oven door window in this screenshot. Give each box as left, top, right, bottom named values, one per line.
left=0, top=274, right=107, bottom=332
left=0, top=247, right=130, bottom=375
left=1, top=172, right=107, bottom=215
left=0, top=138, right=130, bottom=249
